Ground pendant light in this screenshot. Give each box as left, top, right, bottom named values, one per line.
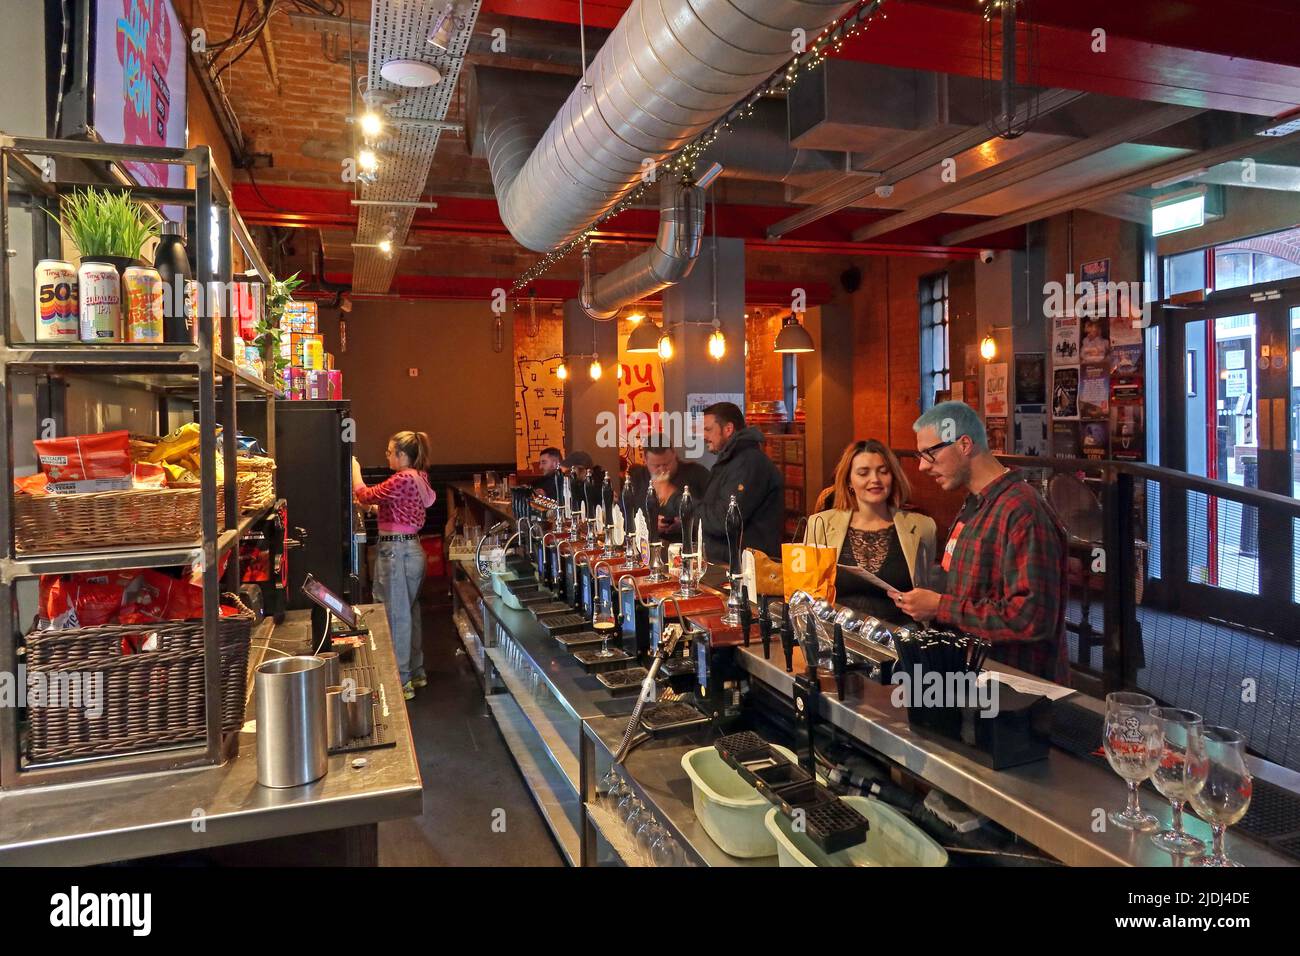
left=708, top=322, right=726, bottom=360
left=589, top=354, right=603, bottom=380
left=704, top=190, right=727, bottom=361
left=626, top=319, right=662, bottom=353
left=774, top=313, right=814, bottom=353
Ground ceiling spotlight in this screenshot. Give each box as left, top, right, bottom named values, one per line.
left=626, top=320, right=662, bottom=353
left=708, top=324, right=726, bottom=360
left=358, top=148, right=379, bottom=174
left=378, top=239, right=393, bottom=256
left=427, top=3, right=457, bottom=51
left=657, top=328, right=675, bottom=361
left=773, top=313, right=815, bottom=353
left=589, top=355, right=603, bottom=381
left=379, top=58, right=443, bottom=88
left=359, top=111, right=384, bottom=139
left=556, top=360, right=568, bottom=381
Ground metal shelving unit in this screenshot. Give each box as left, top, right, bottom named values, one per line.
left=0, top=135, right=278, bottom=789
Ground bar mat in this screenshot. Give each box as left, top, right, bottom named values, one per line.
left=331, top=636, right=396, bottom=753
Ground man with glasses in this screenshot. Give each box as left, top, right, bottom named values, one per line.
left=892, top=401, right=1069, bottom=683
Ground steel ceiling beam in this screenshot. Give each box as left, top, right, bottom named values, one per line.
left=766, top=88, right=1085, bottom=239
left=849, top=104, right=1202, bottom=243
left=940, top=127, right=1300, bottom=245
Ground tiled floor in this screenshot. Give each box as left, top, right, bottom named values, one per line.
left=377, top=588, right=563, bottom=867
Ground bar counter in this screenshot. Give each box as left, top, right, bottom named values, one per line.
left=454, top=560, right=1294, bottom=867
left=0, top=605, right=423, bottom=865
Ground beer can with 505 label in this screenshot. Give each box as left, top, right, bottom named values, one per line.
left=77, top=261, right=121, bottom=342
left=34, top=259, right=79, bottom=341
left=123, top=266, right=164, bottom=342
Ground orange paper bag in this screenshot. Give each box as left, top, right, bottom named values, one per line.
left=780, top=515, right=837, bottom=603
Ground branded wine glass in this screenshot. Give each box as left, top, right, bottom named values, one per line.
left=594, top=591, right=618, bottom=658
left=1189, top=726, right=1252, bottom=867
left=1102, top=691, right=1163, bottom=831
left=1150, top=708, right=1209, bottom=856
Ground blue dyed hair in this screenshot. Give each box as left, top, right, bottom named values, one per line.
left=913, top=401, right=989, bottom=452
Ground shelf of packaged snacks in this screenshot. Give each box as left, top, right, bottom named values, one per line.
left=0, top=498, right=281, bottom=583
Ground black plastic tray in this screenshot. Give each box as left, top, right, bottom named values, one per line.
left=596, top=666, right=649, bottom=693
left=541, top=613, right=590, bottom=637
left=714, top=730, right=776, bottom=767
left=573, top=647, right=635, bottom=673
left=803, top=797, right=871, bottom=854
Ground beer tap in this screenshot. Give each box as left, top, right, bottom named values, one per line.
left=644, top=477, right=667, bottom=583
left=676, top=485, right=698, bottom=598
left=720, top=494, right=745, bottom=626
left=779, top=600, right=795, bottom=672
left=739, top=585, right=753, bottom=646
left=758, top=594, right=774, bottom=658
left=601, top=473, right=619, bottom=558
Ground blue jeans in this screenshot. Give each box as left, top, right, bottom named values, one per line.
left=373, top=538, right=426, bottom=685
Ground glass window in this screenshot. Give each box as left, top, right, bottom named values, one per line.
left=1164, top=249, right=1206, bottom=297
left=919, top=272, right=950, bottom=409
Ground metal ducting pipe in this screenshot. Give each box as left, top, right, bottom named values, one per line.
left=700, top=98, right=842, bottom=186
left=580, top=179, right=707, bottom=319
left=482, top=0, right=858, bottom=253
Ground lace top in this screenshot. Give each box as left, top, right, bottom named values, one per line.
left=843, top=526, right=896, bottom=574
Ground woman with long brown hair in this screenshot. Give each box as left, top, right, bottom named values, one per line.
left=805, top=439, right=936, bottom=625
left=352, top=430, right=436, bottom=700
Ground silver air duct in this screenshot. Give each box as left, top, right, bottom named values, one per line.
left=580, top=179, right=706, bottom=320
left=484, top=0, right=858, bottom=253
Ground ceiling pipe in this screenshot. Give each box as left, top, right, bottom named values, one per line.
left=579, top=179, right=707, bottom=320
left=478, top=0, right=859, bottom=253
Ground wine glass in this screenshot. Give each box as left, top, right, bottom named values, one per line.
left=1102, top=691, right=1162, bottom=831
left=1189, top=726, right=1253, bottom=867
left=593, top=591, right=618, bottom=658
left=1150, top=708, right=1209, bottom=856
left=636, top=814, right=663, bottom=859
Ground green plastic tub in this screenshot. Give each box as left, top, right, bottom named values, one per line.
left=763, top=794, right=948, bottom=867
left=681, top=744, right=799, bottom=859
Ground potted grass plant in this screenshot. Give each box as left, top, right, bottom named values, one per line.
left=255, top=271, right=304, bottom=390
left=49, top=187, right=159, bottom=273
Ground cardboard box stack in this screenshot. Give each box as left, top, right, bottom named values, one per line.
left=280, top=301, right=342, bottom=400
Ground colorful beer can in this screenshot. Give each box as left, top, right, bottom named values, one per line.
left=77, top=261, right=121, bottom=342
left=123, top=266, right=164, bottom=342
left=34, top=259, right=79, bottom=341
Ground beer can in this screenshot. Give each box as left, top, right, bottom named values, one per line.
left=123, top=266, right=164, bottom=343
left=184, top=278, right=199, bottom=344
left=34, top=259, right=79, bottom=341
left=77, top=261, right=121, bottom=342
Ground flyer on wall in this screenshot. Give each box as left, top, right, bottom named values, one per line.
left=984, top=362, right=1009, bottom=417
left=1079, top=315, right=1110, bottom=365
left=1082, top=420, right=1109, bottom=460
left=1111, top=344, right=1143, bottom=376
left=1014, top=407, right=1048, bottom=456
left=1014, top=353, right=1046, bottom=405
left=1079, top=365, right=1110, bottom=419
left=1052, top=366, right=1080, bottom=419
left=1052, top=313, right=1080, bottom=366
left=1111, top=401, right=1145, bottom=461
left=1053, top=419, right=1081, bottom=458
left=986, top=416, right=1008, bottom=454
left=1110, top=306, right=1145, bottom=347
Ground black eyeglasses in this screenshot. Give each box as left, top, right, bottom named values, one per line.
left=918, top=439, right=956, bottom=464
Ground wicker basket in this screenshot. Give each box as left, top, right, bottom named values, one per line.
left=14, top=473, right=256, bottom=554
left=237, top=455, right=276, bottom=511
left=22, top=594, right=256, bottom=764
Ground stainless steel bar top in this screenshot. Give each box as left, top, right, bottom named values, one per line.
left=737, top=645, right=1292, bottom=867
left=0, top=606, right=423, bottom=866
left=449, top=480, right=517, bottom=523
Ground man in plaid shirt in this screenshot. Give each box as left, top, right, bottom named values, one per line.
left=892, top=402, right=1069, bottom=684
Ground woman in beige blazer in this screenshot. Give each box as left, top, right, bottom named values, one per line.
left=805, top=439, right=936, bottom=625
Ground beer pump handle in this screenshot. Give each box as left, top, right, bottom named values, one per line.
left=739, top=585, right=752, bottom=647
left=759, top=594, right=773, bottom=659
left=833, top=623, right=847, bottom=699
left=779, top=602, right=795, bottom=673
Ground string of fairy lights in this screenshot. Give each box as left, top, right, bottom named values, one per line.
left=509, top=0, right=891, bottom=293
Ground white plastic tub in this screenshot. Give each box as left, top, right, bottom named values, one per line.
left=681, top=744, right=799, bottom=859
left=764, top=794, right=948, bottom=867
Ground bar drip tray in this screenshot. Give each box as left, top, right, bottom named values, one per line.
left=573, top=647, right=634, bottom=672
left=596, top=666, right=649, bottom=693
left=554, top=629, right=605, bottom=648
left=640, top=701, right=710, bottom=735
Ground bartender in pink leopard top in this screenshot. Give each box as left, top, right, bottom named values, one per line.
left=352, top=431, right=437, bottom=700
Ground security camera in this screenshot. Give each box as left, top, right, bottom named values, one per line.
left=979, top=249, right=996, bottom=264
left=874, top=183, right=894, bottom=199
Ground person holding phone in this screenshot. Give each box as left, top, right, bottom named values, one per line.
left=352, top=430, right=436, bottom=700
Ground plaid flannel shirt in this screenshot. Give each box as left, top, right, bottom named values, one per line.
left=936, top=469, right=1070, bottom=684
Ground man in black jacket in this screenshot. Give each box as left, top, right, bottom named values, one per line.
left=694, top=402, right=784, bottom=562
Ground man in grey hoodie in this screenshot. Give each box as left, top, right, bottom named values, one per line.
left=693, top=402, right=785, bottom=562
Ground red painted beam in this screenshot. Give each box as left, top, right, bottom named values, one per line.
left=232, top=183, right=1020, bottom=255
left=481, top=0, right=628, bottom=29
left=299, top=273, right=836, bottom=305
left=838, top=1, right=1300, bottom=117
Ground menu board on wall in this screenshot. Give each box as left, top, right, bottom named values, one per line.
left=984, top=363, right=1009, bottom=417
